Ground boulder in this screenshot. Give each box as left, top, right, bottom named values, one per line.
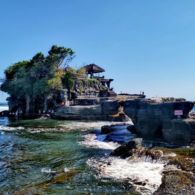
left=110, top=145, right=133, bottom=159
left=101, top=125, right=112, bottom=134
left=101, top=123, right=130, bottom=134
left=111, top=138, right=142, bottom=158
left=129, top=138, right=142, bottom=148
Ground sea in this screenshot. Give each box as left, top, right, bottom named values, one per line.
left=0, top=117, right=165, bottom=195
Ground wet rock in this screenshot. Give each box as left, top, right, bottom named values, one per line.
left=51, top=169, right=78, bottom=184
left=111, top=145, right=133, bottom=158
left=128, top=138, right=142, bottom=149
left=101, top=123, right=130, bottom=134
left=154, top=170, right=195, bottom=195
left=154, top=148, right=195, bottom=194
left=101, top=125, right=112, bottom=134
left=145, top=149, right=164, bottom=161
left=133, top=180, right=146, bottom=186
left=111, top=138, right=142, bottom=158
left=167, top=155, right=195, bottom=172
left=13, top=187, right=41, bottom=195
left=122, top=180, right=140, bottom=193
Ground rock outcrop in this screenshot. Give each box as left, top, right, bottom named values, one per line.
left=111, top=138, right=143, bottom=158
left=53, top=100, right=120, bottom=121
left=124, top=100, right=194, bottom=145
left=54, top=98, right=195, bottom=145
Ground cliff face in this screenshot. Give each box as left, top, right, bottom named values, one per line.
left=54, top=97, right=195, bottom=145
left=73, top=78, right=107, bottom=97
left=162, top=119, right=195, bottom=145
left=124, top=100, right=194, bottom=145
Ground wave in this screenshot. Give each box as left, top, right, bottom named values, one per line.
left=0, top=125, right=24, bottom=131
left=81, top=132, right=165, bottom=194
left=0, top=121, right=132, bottom=133
left=87, top=157, right=164, bottom=194
left=80, top=133, right=120, bottom=150
left=41, top=168, right=57, bottom=174
left=58, top=121, right=133, bottom=131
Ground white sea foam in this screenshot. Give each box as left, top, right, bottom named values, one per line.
left=81, top=131, right=165, bottom=194
left=41, top=168, right=56, bottom=174
left=24, top=121, right=130, bottom=133
left=0, top=120, right=132, bottom=133
left=80, top=134, right=120, bottom=150
left=87, top=157, right=164, bottom=194
left=59, top=121, right=133, bottom=131
left=64, top=167, right=70, bottom=173
left=0, top=125, right=24, bottom=131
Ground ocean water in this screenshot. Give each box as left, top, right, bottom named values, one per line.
left=0, top=118, right=164, bottom=195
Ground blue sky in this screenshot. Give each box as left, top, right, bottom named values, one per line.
left=1, top=0, right=195, bottom=102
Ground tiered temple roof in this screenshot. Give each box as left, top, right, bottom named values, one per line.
left=83, top=64, right=105, bottom=76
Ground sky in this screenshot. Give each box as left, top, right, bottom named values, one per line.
left=1, top=0, right=195, bottom=102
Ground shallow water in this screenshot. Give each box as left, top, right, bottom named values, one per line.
left=0, top=118, right=139, bottom=195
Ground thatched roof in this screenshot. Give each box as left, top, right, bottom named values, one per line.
left=83, top=64, right=105, bottom=74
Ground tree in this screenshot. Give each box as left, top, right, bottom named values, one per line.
left=1, top=45, right=75, bottom=116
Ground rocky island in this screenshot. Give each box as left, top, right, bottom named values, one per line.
left=2, top=46, right=194, bottom=145
left=0, top=45, right=194, bottom=194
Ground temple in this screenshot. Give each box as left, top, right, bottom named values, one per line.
left=83, top=63, right=114, bottom=91
left=83, top=64, right=105, bottom=78
left=63, top=64, right=116, bottom=106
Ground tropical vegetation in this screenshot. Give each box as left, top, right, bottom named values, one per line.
left=1, top=45, right=78, bottom=115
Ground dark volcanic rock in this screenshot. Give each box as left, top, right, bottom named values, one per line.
left=111, top=145, right=133, bottom=159
left=101, top=125, right=112, bottom=134
left=129, top=138, right=143, bottom=148
left=101, top=123, right=130, bottom=134
left=111, top=138, right=142, bottom=158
